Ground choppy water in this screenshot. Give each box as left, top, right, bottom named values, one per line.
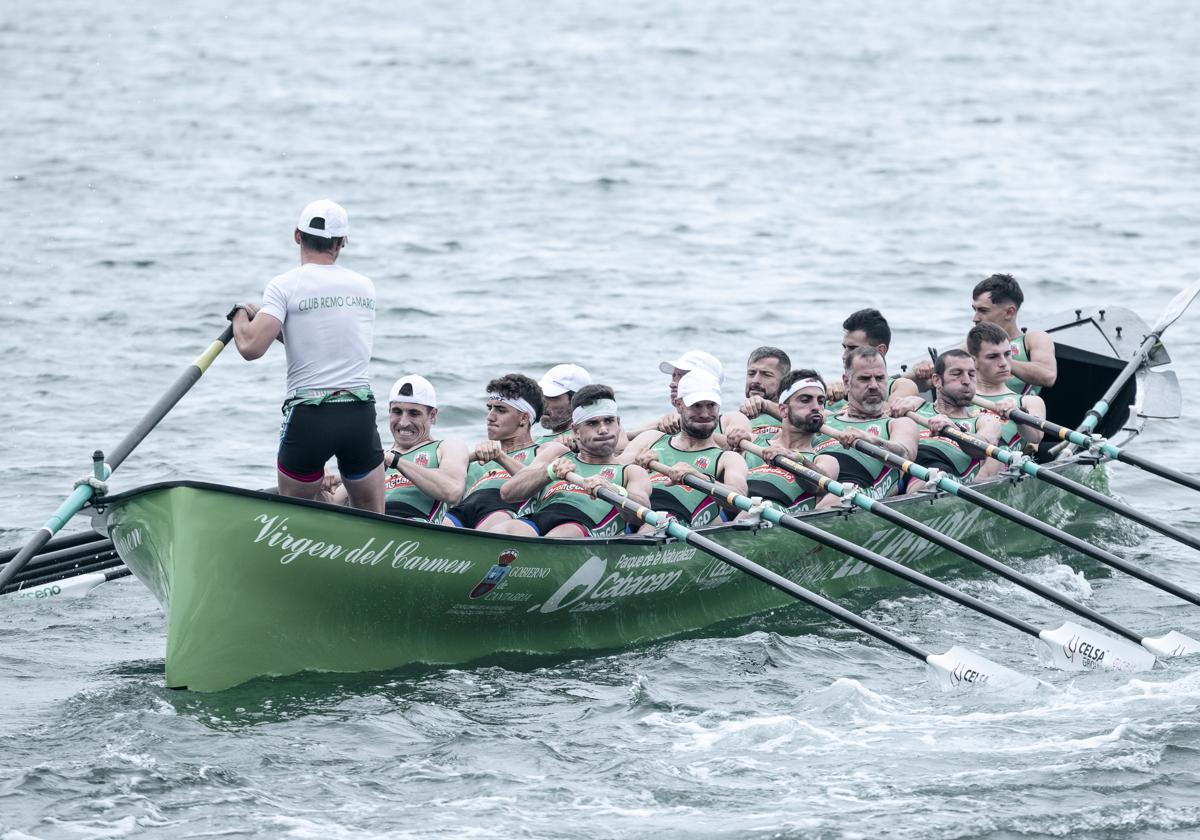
left=3, top=1, right=1200, bottom=837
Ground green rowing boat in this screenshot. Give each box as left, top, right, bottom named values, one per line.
left=89, top=305, right=1181, bottom=691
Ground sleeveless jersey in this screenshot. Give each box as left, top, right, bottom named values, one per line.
left=913, top=403, right=986, bottom=481
left=815, top=414, right=901, bottom=498
left=975, top=391, right=1026, bottom=449
left=530, top=453, right=628, bottom=537
left=743, top=431, right=833, bottom=514
left=1006, top=333, right=1040, bottom=397
left=384, top=440, right=445, bottom=521
left=646, top=434, right=725, bottom=526
left=745, top=411, right=782, bottom=436
left=462, top=443, right=538, bottom=498
left=825, top=375, right=904, bottom=415
left=534, top=430, right=571, bottom=446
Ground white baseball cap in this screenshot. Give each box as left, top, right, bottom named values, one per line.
left=389, top=374, right=437, bottom=408
left=676, top=370, right=723, bottom=407
left=297, top=199, right=349, bottom=239
left=539, top=363, right=592, bottom=398
left=659, top=349, right=724, bottom=384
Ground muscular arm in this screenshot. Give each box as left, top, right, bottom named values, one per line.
left=716, top=450, right=749, bottom=498
left=888, top=377, right=919, bottom=402
left=500, top=443, right=568, bottom=501
left=1011, top=330, right=1057, bottom=388
left=880, top=417, right=919, bottom=461
left=393, top=439, right=469, bottom=504
left=232, top=310, right=283, bottom=360
left=621, top=464, right=654, bottom=533
left=491, top=450, right=528, bottom=477
left=618, top=430, right=663, bottom=465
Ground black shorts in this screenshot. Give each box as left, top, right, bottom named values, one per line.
left=278, top=401, right=383, bottom=482
left=915, top=445, right=961, bottom=475
left=519, top=504, right=627, bottom=537
left=445, top=489, right=521, bottom=528
left=831, top=453, right=875, bottom=488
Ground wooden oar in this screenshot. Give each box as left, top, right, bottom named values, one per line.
left=974, top=395, right=1200, bottom=495
left=0, top=324, right=235, bottom=591
left=922, top=416, right=1200, bottom=553
left=1074, top=279, right=1200, bottom=438
left=745, top=437, right=1160, bottom=661
left=563, top=471, right=1039, bottom=690
left=836, top=427, right=1200, bottom=657
left=645, top=460, right=1156, bottom=672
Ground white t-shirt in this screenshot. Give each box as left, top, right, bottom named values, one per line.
left=259, top=262, right=377, bottom=398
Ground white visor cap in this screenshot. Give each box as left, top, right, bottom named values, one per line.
left=658, top=349, right=724, bottom=384
left=297, top=199, right=349, bottom=239
left=389, top=374, right=437, bottom=408
left=539, top=363, right=592, bottom=398
left=676, top=370, right=723, bottom=407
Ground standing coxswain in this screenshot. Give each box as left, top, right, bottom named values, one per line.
left=229, top=199, right=385, bottom=512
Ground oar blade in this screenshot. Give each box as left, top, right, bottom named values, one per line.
left=1141, top=630, right=1200, bottom=658
left=1153, top=278, right=1200, bottom=334
left=2, top=571, right=110, bottom=601
left=925, top=646, right=1042, bottom=692
left=1036, top=622, right=1156, bottom=672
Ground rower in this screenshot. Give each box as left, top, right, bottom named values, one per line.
left=496, top=385, right=654, bottom=538
left=730, top=346, right=791, bottom=436
left=968, top=322, right=1047, bottom=449
left=826, top=309, right=918, bottom=410
left=725, top=369, right=843, bottom=512
left=817, top=346, right=919, bottom=499
left=373, top=375, right=468, bottom=521
left=622, top=370, right=749, bottom=526
left=445, top=374, right=545, bottom=530
left=891, top=350, right=1005, bottom=493
left=970, top=273, right=1056, bottom=396
left=535, top=363, right=592, bottom=445
left=628, top=349, right=736, bottom=438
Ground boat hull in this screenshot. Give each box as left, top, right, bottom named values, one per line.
left=100, top=461, right=1111, bottom=691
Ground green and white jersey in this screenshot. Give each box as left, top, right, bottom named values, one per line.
left=462, top=443, right=539, bottom=499
left=530, top=453, right=628, bottom=537
left=816, top=413, right=901, bottom=498
left=534, top=430, right=572, bottom=446
left=646, top=434, right=725, bottom=526
left=913, top=403, right=987, bottom=481
left=745, top=411, right=782, bottom=436
left=975, top=391, right=1026, bottom=449
left=743, top=431, right=833, bottom=514
left=1006, top=333, right=1040, bottom=397
left=384, top=440, right=445, bottom=521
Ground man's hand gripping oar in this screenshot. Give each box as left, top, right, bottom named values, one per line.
left=560, top=471, right=1040, bottom=690
left=0, top=324, right=235, bottom=592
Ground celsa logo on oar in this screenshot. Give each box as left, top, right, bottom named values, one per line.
left=469, top=549, right=519, bottom=599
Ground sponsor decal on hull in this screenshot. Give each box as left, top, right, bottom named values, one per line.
left=529, top=556, right=685, bottom=614
left=470, top=549, right=519, bottom=599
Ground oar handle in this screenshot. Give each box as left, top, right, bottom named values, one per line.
left=0, top=323, right=236, bottom=591
left=739, top=439, right=843, bottom=497
left=970, top=397, right=1094, bottom=447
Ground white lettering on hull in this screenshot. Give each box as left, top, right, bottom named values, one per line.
left=251, top=515, right=472, bottom=574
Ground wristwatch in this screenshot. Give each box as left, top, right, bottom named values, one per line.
left=226, top=303, right=249, bottom=322
left=387, top=450, right=401, bottom=470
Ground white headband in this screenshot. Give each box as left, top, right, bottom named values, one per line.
left=488, top=393, right=538, bottom=426
left=572, top=399, right=620, bottom=425
left=779, top=378, right=826, bottom=404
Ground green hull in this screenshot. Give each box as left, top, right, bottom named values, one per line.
left=99, top=462, right=1111, bottom=691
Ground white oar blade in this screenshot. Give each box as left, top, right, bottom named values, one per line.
left=1, top=572, right=108, bottom=601
left=1037, top=622, right=1156, bottom=672
left=1154, top=278, right=1200, bottom=333
left=926, top=646, right=1041, bottom=692
left=1141, top=630, right=1200, bottom=658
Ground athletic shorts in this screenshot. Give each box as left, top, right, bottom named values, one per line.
left=518, top=504, right=627, bottom=538
left=649, top=488, right=727, bottom=527
left=278, top=401, right=383, bottom=483
left=445, top=489, right=521, bottom=529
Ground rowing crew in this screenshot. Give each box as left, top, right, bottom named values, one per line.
left=330, top=314, right=1053, bottom=538
left=229, top=201, right=1056, bottom=536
